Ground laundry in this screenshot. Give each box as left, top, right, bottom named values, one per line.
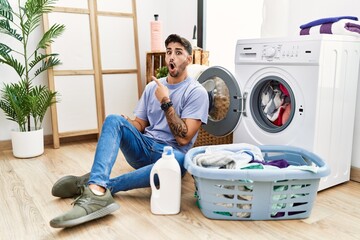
left=194, top=144, right=319, bottom=173
left=281, top=104, right=291, bottom=125
left=264, top=90, right=284, bottom=121
left=260, top=81, right=291, bottom=126
left=300, top=18, right=360, bottom=36
left=299, top=16, right=358, bottom=29
left=272, top=105, right=286, bottom=126
left=194, top=144, right=264, bottom=169
left=250, top=159, right=289, bottom=168
left=261, top=83, right=284, bottom=119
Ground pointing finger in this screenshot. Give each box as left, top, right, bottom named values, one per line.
left=151, top=76, right=160, bottom=85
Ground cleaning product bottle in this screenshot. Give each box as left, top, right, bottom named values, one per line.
left=150, top=146, right=181, bottom=215
left=150, top=14, right=162, bottom=52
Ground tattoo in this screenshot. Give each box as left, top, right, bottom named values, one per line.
left=164, top=106, right=188, bottom=138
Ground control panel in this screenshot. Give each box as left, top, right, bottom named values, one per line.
left=262, top=44, right=300, bottom=60
left=236, top=40, right=321, bottom=64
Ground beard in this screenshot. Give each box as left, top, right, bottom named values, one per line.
left=169, top=59, right=187, bottom=78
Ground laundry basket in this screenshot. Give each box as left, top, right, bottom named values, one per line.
left=184, top=144, right=330, bottom=220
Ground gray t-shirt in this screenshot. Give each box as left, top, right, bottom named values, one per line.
left=134, top=76, right=209, bottom=153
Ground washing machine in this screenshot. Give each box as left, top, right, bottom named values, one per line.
left=196, top=35, right=360, bottom=190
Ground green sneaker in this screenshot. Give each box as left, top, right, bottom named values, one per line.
left=50, top=186, right=120, bottom=228
left=52, top=173, right=90, bottom=198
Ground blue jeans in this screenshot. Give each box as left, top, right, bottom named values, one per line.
left=88, top=114, right=187, bottom=194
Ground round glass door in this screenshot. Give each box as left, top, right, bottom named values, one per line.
left=197, top=66, right=242, bottom=136
left=250, top=76, right=295, bottom=133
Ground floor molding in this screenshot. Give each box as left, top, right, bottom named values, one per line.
left=0, top=134, right=97, bottom=151
left=351, top=166, right=360, bottom=183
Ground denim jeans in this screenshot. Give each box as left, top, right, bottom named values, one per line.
left=88, top=114, right=187, bottom=194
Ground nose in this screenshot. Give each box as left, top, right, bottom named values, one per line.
left=169, top=52, right=175, bottom=60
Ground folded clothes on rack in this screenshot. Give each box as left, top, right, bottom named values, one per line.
left=299, top=16, right=358, bottom=29
left=300, top=19, right=360, bottom=36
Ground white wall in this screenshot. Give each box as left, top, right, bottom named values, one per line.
left=0, top=0, right=197, bottom=141
left=204, top=0, right=264, bottom=73
left=262, top=0, right=360, bottom=37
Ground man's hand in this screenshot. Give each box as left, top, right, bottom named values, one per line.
left=152, top=76, right=170, bottom=103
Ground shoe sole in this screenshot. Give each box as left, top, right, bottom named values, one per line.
left=50, top=202, right=120, bottom=228
left=52, top=174, right=90, bottom=198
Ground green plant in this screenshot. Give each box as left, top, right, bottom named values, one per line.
left=0, top=0, right=65, bottom=132
left=155, top=66, right=168, bottom=78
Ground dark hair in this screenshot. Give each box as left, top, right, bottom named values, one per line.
left=165, top=34, right=192, bottom=55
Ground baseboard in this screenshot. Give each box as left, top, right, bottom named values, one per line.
left=0, top=134, right=98, bottom=151
left=351, top=166, right=360, bottom=183
left=0, top=139, right=12, bottom=151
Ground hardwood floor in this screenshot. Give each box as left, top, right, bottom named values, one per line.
left=0, top=140, right=359, bottom=240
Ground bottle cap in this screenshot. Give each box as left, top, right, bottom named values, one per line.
left=154, top=14, right=159, bottom=21
left=163, top=146, right=173, bottom=156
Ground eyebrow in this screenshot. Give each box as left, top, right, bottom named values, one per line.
left=166, top=47, right=184, bottom=52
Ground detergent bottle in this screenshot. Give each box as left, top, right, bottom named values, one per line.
left=150, top=146, right=181, bottom=215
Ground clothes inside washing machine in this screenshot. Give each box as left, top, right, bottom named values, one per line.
left=259, top=80, right=292, bottom=127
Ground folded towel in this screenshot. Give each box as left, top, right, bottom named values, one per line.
left=345, top=22, right=360, bottom=34
left=300, top=16, right=358, bottom=29
left=194, top=143, right=264, bottom=169
left=300, top=19, right=360, bottom=36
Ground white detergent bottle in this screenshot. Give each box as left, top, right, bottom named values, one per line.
left=150, top=146, right=181, bottom=215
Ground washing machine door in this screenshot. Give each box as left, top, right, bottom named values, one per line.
left=197, top=66, right=242, bottom=136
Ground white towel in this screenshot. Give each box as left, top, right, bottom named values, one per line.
left=194, top=143, right=263, bottom=169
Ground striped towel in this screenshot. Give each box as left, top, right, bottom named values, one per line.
left=300, top=19, right=360, bottom=36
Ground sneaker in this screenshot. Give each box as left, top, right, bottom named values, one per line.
left=50, top=185, right=120, bottom=228
left=52, top=173, right=90, bottom=198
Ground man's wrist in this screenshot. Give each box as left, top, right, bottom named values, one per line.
left=161, top=100, right=173, bottom=111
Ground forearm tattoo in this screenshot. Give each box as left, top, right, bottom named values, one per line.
left=165, top=107, right=188, bottom=138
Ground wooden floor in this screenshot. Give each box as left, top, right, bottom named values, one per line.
left=1, top=140, right=360, bottom=240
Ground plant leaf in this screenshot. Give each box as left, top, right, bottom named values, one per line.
left=0, top=19, right=23, bottom=41
left=0, top=42, right=12, bottom=58
left=34, top=56, right=60, bottom=77
left=29, top=52, right=58, bottom=69
left=28, top=85, right=58, bottom=129
left=37, top=23, right=65, bottom=49
left=25, top=0, right=57, bottom=16
left=0, top=54, right=25, bottom=78
left=0, top=81, right=30, bottom=131
left=0, top=0, right=13, bottom=21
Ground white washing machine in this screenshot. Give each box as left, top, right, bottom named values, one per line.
left=196, top=35, right=360, bottom=190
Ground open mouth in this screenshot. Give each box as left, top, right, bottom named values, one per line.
left=169, top=62, right=175, bottom=70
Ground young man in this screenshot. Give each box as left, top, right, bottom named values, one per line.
left=50, top=34, right=209, bottom=228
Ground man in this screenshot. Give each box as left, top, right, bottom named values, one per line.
left=50, top=34, right=209, bottom=228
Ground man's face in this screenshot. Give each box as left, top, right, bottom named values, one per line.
left=165, top=42, right=189, bottom=78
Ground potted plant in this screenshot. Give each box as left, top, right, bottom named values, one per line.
left=0, top=0, right=65, bottom=158
left=155, top=66, right=168, bottom=78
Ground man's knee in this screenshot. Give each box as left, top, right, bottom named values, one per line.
left=104, top=114, right=127, bottom=125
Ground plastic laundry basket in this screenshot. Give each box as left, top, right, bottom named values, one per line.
left=184, top=144, right=330, bottom=220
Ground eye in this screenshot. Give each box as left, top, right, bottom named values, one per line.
left=166, top=51, right=171, bottom=55
left=176, top=51, right=182, bottom=55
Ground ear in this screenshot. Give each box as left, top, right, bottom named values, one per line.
left=187, top=54, right=193, bottom=65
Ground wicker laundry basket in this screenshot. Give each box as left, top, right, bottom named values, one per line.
left=193, top=128, right=233, bottom=147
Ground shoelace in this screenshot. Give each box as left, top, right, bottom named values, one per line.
left=71, top=186, right=86, bottom=206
